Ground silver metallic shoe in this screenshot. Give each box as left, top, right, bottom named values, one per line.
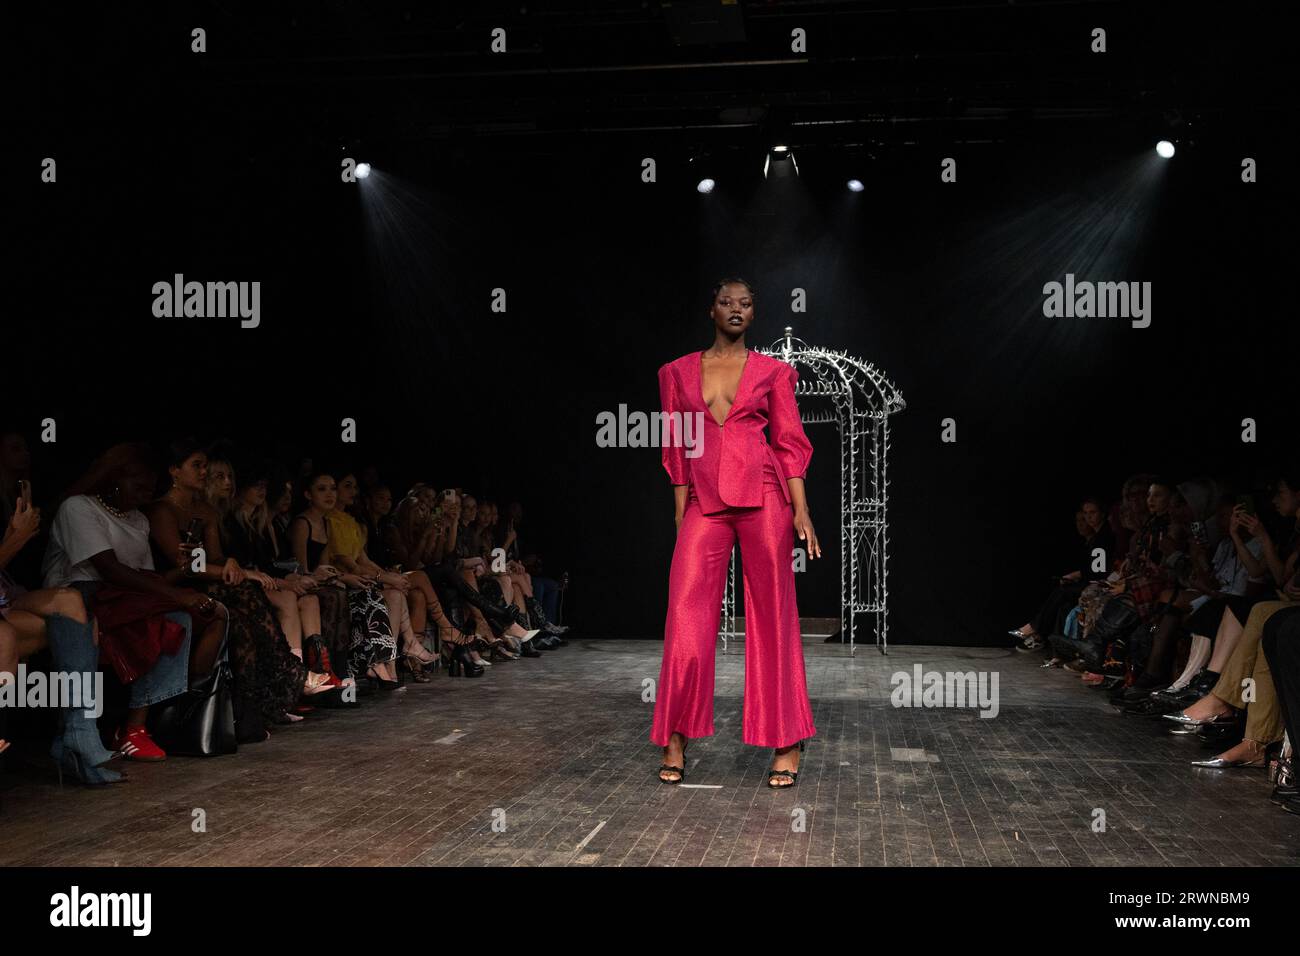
left=1191, top=740, right=1270, bottom=769
left=1163, top=711, right=1236, bottom=727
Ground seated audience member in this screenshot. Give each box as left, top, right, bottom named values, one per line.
left=1172, top=479, right=1300, bottom=700
left=487, top=499, right=568, bottom=639
left=1010, top=497, right=1114, bottom=651
left=1110, top=474, right=1155, bottom=565
left=370, top=483, right=484, bottom=662
left=291, top=469, right=401, bottom=690
left=451, top=494, right=531, bottom=659
left=146, top=439, right=320, bottom=740
left=1106, top=478, right=1176, bottom=625
left=220, top=458, right=331, bottom=674
left=1169, top=567, right=1298, bottom=768
left=1118, top=481, right=1242, bottom=703
left=1150, top=493, right=1269, bottom=701
left=327, top=470, right=440, bottom=679
left=1261, top=604, right=1300, bottom=815
left=392, top=487, right=536, bottom=669
left=1, top=476, right=123, bottom=783
left=281, top=470, right=355, bottom=687
left=502, top=501, right=568, bottom=635
left=42, top=443, right=223, bottom=769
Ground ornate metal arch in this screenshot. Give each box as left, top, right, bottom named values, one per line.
left=720, top=327, right=905, bottom=655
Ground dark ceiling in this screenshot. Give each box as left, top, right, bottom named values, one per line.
left=22, top=1, right=1290, bottom=165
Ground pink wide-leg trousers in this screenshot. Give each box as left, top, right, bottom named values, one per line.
left=651, top=463, right=817, bottom=749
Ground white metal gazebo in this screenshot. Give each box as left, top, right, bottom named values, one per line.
left=719, top=327, right=906, bottom=654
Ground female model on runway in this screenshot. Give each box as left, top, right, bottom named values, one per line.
left=652, top=278, right=821, bottom=788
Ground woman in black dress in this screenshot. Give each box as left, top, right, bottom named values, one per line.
left=145, top=439, right=321, bottom=741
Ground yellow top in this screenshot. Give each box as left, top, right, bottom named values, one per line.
left=324, top=510, right=367, bottom=565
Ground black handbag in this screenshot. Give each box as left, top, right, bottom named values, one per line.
left=148, top=630, right=237, bottom=757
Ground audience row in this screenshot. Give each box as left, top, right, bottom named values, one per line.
left=1009, top=471, right=1299, bottom=817
left=0, top=431, right=570, bottom=784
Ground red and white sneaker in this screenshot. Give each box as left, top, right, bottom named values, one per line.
left=114, top=726, right=167, bottom=762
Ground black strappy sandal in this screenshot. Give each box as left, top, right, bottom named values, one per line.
left=767, top=739, right=805, bottom=789
left=657, top=736, right=689, bottom=784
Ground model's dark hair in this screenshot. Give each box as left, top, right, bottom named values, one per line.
left=711, top=277, right=756, bottom=303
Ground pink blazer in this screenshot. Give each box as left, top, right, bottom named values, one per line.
left=658, top=349, right=813, bottom=515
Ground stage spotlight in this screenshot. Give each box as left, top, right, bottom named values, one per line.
left=696, top=177, right=715, bottom=194
left=763, top=145, right=797, bottom=180
left=355, top=162, right=372, bottom=179
left=847, top=179, right=864, bottom=192
left=1155, top=141, right=1175, bottom=159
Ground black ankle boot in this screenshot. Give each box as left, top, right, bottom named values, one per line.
left=451, top=645, right=484, bottom=677
left=524, top=595, right=569, bottom=641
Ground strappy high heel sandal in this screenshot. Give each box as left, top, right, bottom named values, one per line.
left=402, top=655, right=433, bottom=682
left=657, top=736, right=689, bottom=784
left=767, top=740, right=805, bottom=788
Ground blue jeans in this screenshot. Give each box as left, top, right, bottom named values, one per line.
left=69, top=580, right=192, bottom=708
left=532, top=576, right=562, bottom=624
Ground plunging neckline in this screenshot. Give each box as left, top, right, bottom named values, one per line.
left=699, top=347, right=750, bottom=428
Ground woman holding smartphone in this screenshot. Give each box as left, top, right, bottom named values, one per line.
left=2, top=471, right=146, bottom=782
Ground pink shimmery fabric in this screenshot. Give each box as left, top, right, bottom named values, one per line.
left=652, top=356, right=817, bottom=750
left=658, top=350, right=813, bottom=515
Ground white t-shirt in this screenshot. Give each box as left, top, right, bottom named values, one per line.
left=42, top=494, right=155, bottom=587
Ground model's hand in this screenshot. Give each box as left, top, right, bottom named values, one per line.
left=794, top=509, right=821, bottom=559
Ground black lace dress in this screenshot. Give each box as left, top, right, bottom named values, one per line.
left=150, top=521, right=305, bottom=730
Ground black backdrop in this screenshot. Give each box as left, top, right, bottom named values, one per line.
left=8, top=4, right=1297, bottom=644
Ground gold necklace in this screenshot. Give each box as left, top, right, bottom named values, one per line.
left=95, top=494, right=130, bottom=519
